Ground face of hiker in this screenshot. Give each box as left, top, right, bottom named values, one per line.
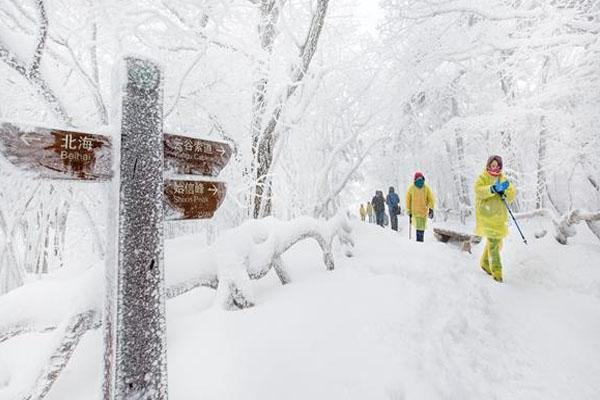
left=486, top=156, right=503, bottom=177
left=415, top=178, right=425, bottom=189
left=489, top=160, right=499, bottom=171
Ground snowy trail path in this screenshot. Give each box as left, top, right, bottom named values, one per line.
left=2, top=220, right=600, bottom=400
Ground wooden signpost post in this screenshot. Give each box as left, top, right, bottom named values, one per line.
left=0, top=57, right=233, bottom=400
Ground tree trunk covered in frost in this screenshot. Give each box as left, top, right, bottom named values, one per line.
left=452, top=95, right=470, bottom=211
left=536, top=116, right=548, bottom=209
left=252, top=0, right=329, bottom=218
left=0, top=204, right=25, bottom=295
left=536, top=57, right=551, bottom=209
left=500, top=129, right=522, bottom=211
left=250, top=0, right=280, bottom=176
left=108, top=57, right=168, bottom=400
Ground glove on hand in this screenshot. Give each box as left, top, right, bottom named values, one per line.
left=428, top=209, right=434, bottom=219
left=491, top=180, right=510, bottom=195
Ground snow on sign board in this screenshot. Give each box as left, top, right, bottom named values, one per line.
left=164, top=179, right=226, bottom=220
left=164, top=133, right=232, bottom=176
left=0, top=122, right=112, bottom=181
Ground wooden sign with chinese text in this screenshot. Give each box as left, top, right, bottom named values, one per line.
left=164, top=179, right=226, bottom=220
left=164, top=133, right=232, bottom=176
left=0, top=122, right=112, bottom=181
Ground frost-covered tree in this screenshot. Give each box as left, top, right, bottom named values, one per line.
left=377, top=0, right=600, bottom=221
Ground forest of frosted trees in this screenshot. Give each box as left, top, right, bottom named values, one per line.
left=1, top=0, right=599, bottom=289
left=0, top=1, right=599, bottom=399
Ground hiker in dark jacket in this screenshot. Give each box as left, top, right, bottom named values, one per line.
left=371, top=190, right=386, bottom=227
left=386, top=186, right=400, bottom=231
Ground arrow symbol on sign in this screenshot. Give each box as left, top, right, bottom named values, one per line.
left=208, top=184, right=219, bottom=196
left=20, top=132, right=39, bottom=146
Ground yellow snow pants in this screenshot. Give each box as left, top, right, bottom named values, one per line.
left=480, top=238, right=503, bottom=280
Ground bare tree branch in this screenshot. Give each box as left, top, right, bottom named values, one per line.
left=21, top=311, right=99, bottom=400
left=0, top=1, right=72, bottom=125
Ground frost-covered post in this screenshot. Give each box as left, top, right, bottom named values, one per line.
left=110, top=57, right=167, bottom=400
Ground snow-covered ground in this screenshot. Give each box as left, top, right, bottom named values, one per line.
left=1, top=218, right=600, bottom=400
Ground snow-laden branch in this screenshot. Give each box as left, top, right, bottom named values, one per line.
left=0, top=214, right=353, bottom=345
left=19, top=310, right=99, bottom=400
left=514, top=208, right=600, bottom=245
left=30, top=0, right=48, bottom=76
left=166, top=212, right=353, bottom=309
left=0, top=1, right=72, bottom=125
left=0, top=215, right=352, bottom=394
left=0, top=267, right=103, bottom=344
left=400, top=3, right=544, bottom=21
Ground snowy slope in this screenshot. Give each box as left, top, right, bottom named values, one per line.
left=2, top=219, right=600, bottom=400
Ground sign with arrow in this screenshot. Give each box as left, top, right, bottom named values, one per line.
left=0, top=122, right=112, bottom=181
left=163, top=179, right=226, bottom=220
left=163, top=133, right=232, bottom=176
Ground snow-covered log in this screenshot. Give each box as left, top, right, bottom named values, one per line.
left=0, top=265, right=102, bottom=345
left=0, top=214, right=353, bottom=345
left=514, top=209, right=600, bottom=245
left=167, top=212, right=353, bottom=309
left=0, top=214, right=351, bottom=395
left=433, top=227, right=481, bottom=253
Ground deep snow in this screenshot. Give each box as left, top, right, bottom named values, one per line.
left=1, top=218, right=600, bottom=400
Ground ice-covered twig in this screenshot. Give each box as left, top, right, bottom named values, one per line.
left=19, top=310, right=98, bottom=400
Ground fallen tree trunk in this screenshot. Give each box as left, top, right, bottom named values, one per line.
left=1, top=214, right=354, bottom=343
left=433, top=227, right=481, bottom=253
left=0, top=213, right=356, bottom=398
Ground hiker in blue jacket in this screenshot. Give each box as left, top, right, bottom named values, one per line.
left=386, top=186, right=401, bottom=231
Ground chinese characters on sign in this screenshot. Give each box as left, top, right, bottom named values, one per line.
left=0, top=122, right=113, bottom=181
left=164, top=180, right=226, bottom=220
left=164, top=133, right=232, bottom=176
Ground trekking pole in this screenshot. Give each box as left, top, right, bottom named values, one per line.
left=500, top=196, right=528, bottom=245
left=408, top=215, right=412, bottom=240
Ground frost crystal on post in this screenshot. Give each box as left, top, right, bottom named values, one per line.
left=110, top=57, right=168, bottom=400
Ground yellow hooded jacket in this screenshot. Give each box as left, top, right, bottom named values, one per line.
left=474, top=171, right=516, bottom=239
left=405, top=184, right=435, bottom=218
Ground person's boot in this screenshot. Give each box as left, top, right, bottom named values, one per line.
left=492, top=268, right=503, bottom=283
left=416, top=230, right=424, bottom=242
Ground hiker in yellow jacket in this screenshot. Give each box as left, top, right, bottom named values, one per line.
left=359, top=204, right=367, bottom=221
left=406, top=172, right=435, bottom=242
left=366, top=201, right=374, bottom=223
left=475, top=155, right=516, bottom=283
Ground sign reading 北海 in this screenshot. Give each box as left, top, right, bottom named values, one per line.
left=0, top=122, right=112, bottom=181
left=164, top=179, right=226, bottom=220
left=163, top=133, right=232, bottom=177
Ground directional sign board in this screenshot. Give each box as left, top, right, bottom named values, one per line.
left=0, top=122, right=112, bottom=181
left=164, top=133, right=232, bottom=176
left=164, top=179, right=226, bottom=220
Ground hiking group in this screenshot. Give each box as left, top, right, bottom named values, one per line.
left=358, top=155, right=517, bottom=283
left=359, top=171, right=435, bottom=242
